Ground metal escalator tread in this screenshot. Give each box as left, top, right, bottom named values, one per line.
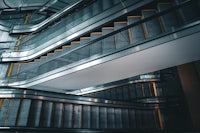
left=114, top=21, right=130, bottom=49
left=79, top=37, right=91, bottom=60
left=142, top=9, right=164, bottom=38
left=157, top=2, right=180, bottom=32
left=127, top=16, right=146, bottom=44
left=102, top=27, right=115, bottom=54
left=91, top=32, right=102, bottom=35
left=90, top=32, right=102, bottom=56
left=40, top=55, right=47, bottom=59
left=62, top=45, right=71, bottom=48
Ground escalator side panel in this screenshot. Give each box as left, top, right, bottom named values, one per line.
left=100, top=107, right=107, bottom=128
left=129, top=109, right=136, bottom=129
left=91, top=106, right=99, bottom=128
left=82, top=105, right=91, bottom=128
left=0, top=99, right=10, bottom=126
left=17, top=99, right=31, bottom=126
left=73, top=105, right=82, bottom=128
left=63, top=104, right=73, bottom=128
left=28, top=100, right=42, bottom=127
left=5, top=99, right=20, bottom=126
left=107, top=108, right=115, bottom=128
left=40, top=101, right=53, bottom=127
left=122, top=109, right=129, bottom=128
left=115, top=108, right=122, bottom=128
left=53, top=103, right=63, bottom=128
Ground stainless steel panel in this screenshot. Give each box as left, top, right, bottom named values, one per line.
left=53, top=103, right=63, bottom=128
left=5, top=99, right=20, bottom=126
left=28, top=100, right=42, bottom=127
left=114, top=22, right=130, bottom=49
left=17, top=99, right=31, bottom=126
left=0, top=99, right=10, bottom=126
left=40, top=101, right=53, bottom=127
left=122, top=109, right=129, bottom=128
left=91, top=106, right=99, bottom=128
left=73, top=105, right=82, bottom=128
left=128, top=109, right=136, bottom=129
left=63, top=104, right=73, bottom=128
left=123, top=86, right=129, bottom=100
left=127, top=16, right=145, bottom=44
left=142, top=10, right=163, bottom=38
left=99, top=107, right=107, bottom=129
left=158, top=3, right=180, bottom=32
left=82, top=105, right=91, bottom=128
left=107, top=108, right=115, bottom=128
left=114, top=108, right=122, bottom=128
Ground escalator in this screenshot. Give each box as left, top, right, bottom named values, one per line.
left=1, top=0, right=200, bottom=90
left=1, top=0, right=154, bottom=61
left=0, top=84, right=190, bottom=132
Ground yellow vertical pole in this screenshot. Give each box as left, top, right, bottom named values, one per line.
left=0, top=99, right=3, bottom=109
left=153, top=82, right=164, bottom=129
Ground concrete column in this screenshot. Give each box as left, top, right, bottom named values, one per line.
left=177, top=63, right=200, bottom=130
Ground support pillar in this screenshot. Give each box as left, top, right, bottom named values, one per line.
left=177, top=62, right=200, bottom=130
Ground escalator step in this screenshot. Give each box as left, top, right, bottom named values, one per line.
left=102, top=27, right=115, bottom=54
left=157, top=3, right=180, bottom=32
left=90, top=32, right=102, bottom=56
left=114, top=22, right=130, bottom=49
left=142, top=9, right=164, bottom=38
left=79, top=37, right=90, bottom=60
left=69, top=41, right=80, bottom=62
left=127, top=16, right=146, bottom=44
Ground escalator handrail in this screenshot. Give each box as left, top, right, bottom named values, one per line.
left=12, top=0, right=197, bottom=74
left=0, top=87, right=180, bottom=109
left=1, top=0, right=152, bottom=62
left=10, top=0, right=85, bottom=34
